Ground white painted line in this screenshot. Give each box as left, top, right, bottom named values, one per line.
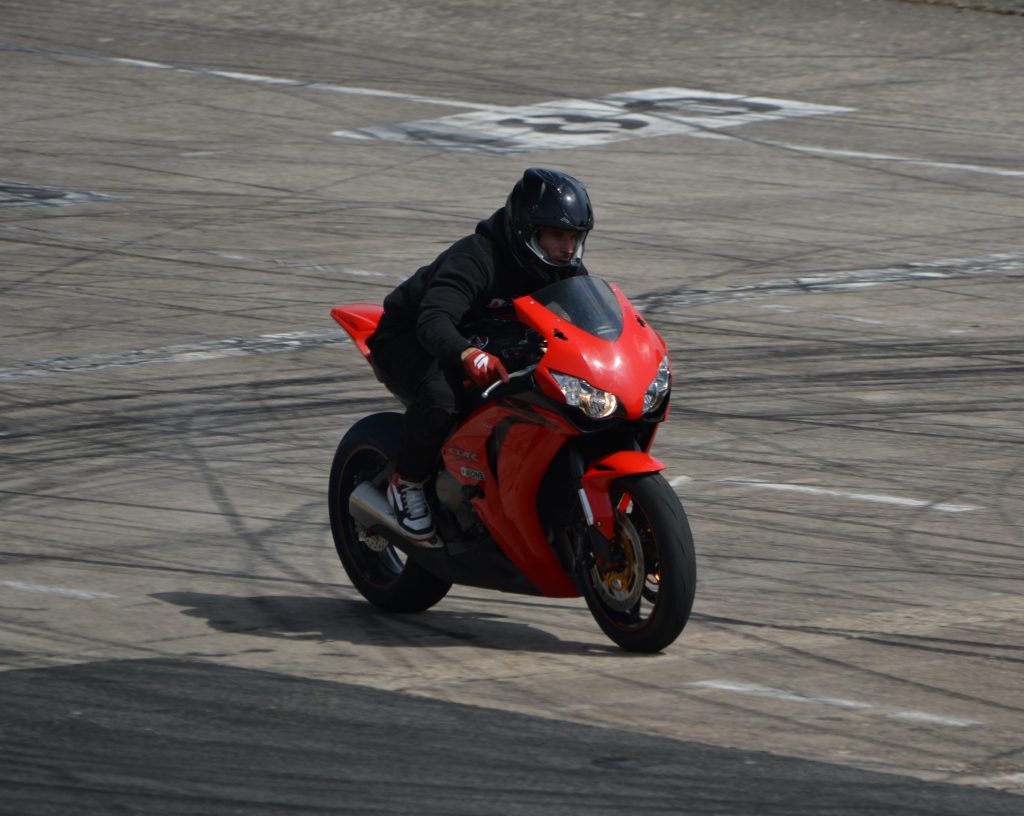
left=670, top=475, right=979, bottom=513
left=985, top=773, right=1024, bottom=786
left=717, top=479, right=980, bottom=513
left=0, top=224, right=394, bottom=281
left=635, top=250, right=1024, bottom=312
left=0, top=580, right=116, bottom=600
left=688, top=681, right=983, bottom=727
left=9, top=41, right=1021, bottom=179
left=690, top=680, right=871, bottom=710
left=0, top=331, right=350, bottom=380
left=334, top=87, right=853, bottom=153
left=0, top=43, right=496, bottom=110
left=756, top=304, right=973, bottom=335
left=697, top=132, right=1024, bottom=179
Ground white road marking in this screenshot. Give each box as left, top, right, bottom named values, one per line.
left=718, top=479, right=980, bottom=513
left=0, top=331, right=349, bottom=380
left=7, top=42, right=1022, bottom=178
left=334, top=87, right=853, bottom=153
left=756, top=304, right=973, bottom=335
left=688, top=681, right=984, bottom=727
left=0, top=224, right=394, bottom=281
left=635, top=250, right=1024, bottom=312
left=0, top=580, right=116, bottom=600
left=0, top=43, right=496, bottom=110
left=698, top=132, right=1024, bottom=178
left=669, top=475, right=979, bottom=513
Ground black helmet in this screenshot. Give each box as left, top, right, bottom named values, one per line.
left=505, top=167, right=594, bottom=280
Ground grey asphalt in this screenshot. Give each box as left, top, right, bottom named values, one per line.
left=1, top=0, right=1023, bottom=812
left=2, top=658, right=1023, bottom=815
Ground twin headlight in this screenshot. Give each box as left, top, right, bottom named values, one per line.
left=643, top=354, right=672, bottom=412
left=551, top=354, right=671, bottom=419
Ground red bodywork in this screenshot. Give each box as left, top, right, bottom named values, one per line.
left=330, top=304, right=382, bottom=360
left=331, top=283, right=669, bottom=598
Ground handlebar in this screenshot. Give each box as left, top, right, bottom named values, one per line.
left=481, top=364, right=538, bottom=401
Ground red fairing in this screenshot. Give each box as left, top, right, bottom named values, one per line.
left=330, top=304, right=383, bottom=361
left=582, top=451, right=666, bottom=534
left=444, top=401, right=580, bottom=598
left=514, top=284, right=668, bottom=420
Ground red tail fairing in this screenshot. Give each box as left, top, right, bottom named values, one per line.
left=330, top=304, right=383, bottom=361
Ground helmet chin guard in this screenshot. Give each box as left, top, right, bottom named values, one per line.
left=506, top=168, right=594, bottom=280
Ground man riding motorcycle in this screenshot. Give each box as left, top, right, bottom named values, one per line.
left=368, top=167, right=595, bottom=540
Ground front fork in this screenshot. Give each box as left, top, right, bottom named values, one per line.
left=568, top=448, right=666, bottom=567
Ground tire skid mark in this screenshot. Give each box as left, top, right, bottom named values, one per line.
left=634, top=250, right=1024, bottom=313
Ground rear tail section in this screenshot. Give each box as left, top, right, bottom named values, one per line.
left=330, top=304, right=383, bottom=361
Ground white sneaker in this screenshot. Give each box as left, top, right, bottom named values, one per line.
left=387, top=474, right=435, bottom=541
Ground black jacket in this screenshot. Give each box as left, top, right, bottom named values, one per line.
left=373, top=208, right=587, bottom=367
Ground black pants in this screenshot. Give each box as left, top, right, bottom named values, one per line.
left=370, top=330, right=462, bottom=483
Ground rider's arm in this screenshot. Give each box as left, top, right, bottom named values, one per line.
left=415, top=252, right=492, bottom=366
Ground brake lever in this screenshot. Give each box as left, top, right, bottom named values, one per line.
left=481, top=364, right=538, bottom=400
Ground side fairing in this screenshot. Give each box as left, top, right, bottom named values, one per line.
left=443, top=400, right=579, bottom=598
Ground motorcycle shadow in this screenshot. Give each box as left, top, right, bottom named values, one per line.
left=153, top=592, right=622, bottom=656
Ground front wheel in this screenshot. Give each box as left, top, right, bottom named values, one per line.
left=328, top=412, right=451, bottom=613
left=581, top=472, right=696, bottom=652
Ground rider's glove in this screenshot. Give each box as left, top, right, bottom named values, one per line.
left=462, top=349, right=510, bottom=388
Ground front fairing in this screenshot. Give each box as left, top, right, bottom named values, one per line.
left=513, top=277, right=669, bottom=419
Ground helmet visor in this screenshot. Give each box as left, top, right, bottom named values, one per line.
left=527, top=228, right=588, bottom=267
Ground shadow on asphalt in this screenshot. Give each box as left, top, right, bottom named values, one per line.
left=3, top=658, right=1021, bottom=816
left=153, top=592, right=623, bottom=655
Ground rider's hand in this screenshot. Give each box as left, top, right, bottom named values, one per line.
left=461, top=347, right=509, bottom=388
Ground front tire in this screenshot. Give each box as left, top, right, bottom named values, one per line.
left=581, top=472, right=696, bottom=652
left=328, top=412, right=450, bottom=613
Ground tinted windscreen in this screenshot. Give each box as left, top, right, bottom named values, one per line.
left=531, top=276, right=623, bottom=340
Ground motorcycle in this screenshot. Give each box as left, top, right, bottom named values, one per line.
left=327, top=275, right=696, bottom=652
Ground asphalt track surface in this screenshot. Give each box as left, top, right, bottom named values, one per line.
left=1, top=1, right=1022, bottom=813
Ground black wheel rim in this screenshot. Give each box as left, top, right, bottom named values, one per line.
left=338, top=446, right=406, bottom=589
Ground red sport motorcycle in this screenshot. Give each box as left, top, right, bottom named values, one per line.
left=327, top=275, right=696, bottom=652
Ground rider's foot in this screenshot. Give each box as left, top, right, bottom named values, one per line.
left=387, top=473, right=435, bottom=541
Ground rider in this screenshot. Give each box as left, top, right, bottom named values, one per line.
left=368, top=167, right=594, bottom=540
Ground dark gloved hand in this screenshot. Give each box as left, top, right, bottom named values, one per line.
left=462, top=349, right=510, bottom=388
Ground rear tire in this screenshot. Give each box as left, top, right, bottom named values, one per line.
left=581, top=472, right=696, bottom=652
left=328, top=412, right=450, bottom=613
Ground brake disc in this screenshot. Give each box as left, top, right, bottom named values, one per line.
left=589, top=516, right=645, bottom=611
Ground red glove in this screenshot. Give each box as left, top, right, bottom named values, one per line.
left=462, top=349, right=509, bottom=388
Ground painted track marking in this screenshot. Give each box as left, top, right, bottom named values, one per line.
left=697, top=132, right=1024, bottom=179
left=634, top=250, right=1024, bottom=312
left=5, top=42, right=1022, bottom=176
left=0, top=224, right=394, bottom=282
left=688, top=680, right=983, bottom=727
left=0, top=42, right=497, bottom=110
left=1, top=247, right=1016, bottom=382
left=668, top=475, right=979, bottom=513
left=717, top=479, right=980, bottom=513
left=0, top=331, right=349, bottom=380
left=0, top=580, right=116, bottom=600
left=333, top=87, right=853, bottom=153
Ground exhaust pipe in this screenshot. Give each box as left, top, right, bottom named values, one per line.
left=348, top=482, right=444, bottom=549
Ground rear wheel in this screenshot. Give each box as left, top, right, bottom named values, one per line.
left=581, top=472, right=696, bottom=652
left=328, top=412, right=450, bottom=613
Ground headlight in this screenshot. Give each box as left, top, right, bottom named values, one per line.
left=551, top=372, right=619, bottom=419
left=643, top=354, right=671, bottom=412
